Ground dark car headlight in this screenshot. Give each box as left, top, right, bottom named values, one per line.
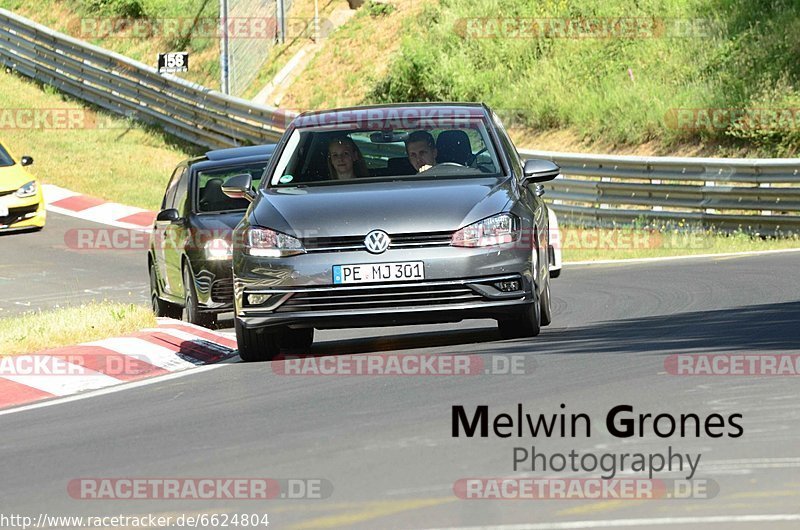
left=15, top=180, right=37, bottom=198
left=204, top=239, right=232, bottom=260
left=244, top=226, right=306, bottom=257
left=451, top=213, right=519, bottom=248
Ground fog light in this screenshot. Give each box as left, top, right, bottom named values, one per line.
left=495, top=280, right=521, bottom=292
left=247, top=294, right=270, bottom=305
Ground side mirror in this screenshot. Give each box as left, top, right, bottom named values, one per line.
left=222, top=174, right=255, bottom=203
left=156, top=208, right=181, bottom=224
left=523, top=159, right=560, bottom=183
left=20, top=156, right=33, bottom=166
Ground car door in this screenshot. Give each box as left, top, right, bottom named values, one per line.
left=154, top=166, right=183, bottom=297
left=164, top=166, right=191, bottom=297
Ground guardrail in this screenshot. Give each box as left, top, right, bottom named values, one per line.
left=520, top=149, right=800, bottom=233
left=0, top=8, right=297, bottom=148
left=1, top=8, right=799, bottom=232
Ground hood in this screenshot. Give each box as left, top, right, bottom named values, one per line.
left=0, top=164, right=36, bottom=194
left=252, top=177, right=516, bottom=237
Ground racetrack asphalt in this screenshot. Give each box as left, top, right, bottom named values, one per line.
left=2, top=210, right=800, bottom=529
left=0, top=212, right=148, bottom=316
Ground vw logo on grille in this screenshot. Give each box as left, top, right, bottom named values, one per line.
left=364, top=230, right=391, bottom=254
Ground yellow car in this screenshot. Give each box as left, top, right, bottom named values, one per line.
left=0, top=141, right=45, bottom=232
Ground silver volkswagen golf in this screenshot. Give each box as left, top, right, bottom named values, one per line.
left=223, top=103, right=560, bottom=361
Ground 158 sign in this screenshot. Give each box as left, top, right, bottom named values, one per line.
left=158, top=52, right=189, bottom=74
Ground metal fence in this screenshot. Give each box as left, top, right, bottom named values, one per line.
left=520, top=149, right=800, bottom=233
left=1, top=8, right=799, bottom=232
left=0, top=8, right=295, bottom=148
left=222, top=0, right=287, bottom=97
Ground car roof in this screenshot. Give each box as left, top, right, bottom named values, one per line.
left=292, top=102, right=491, bottom=129
left=204, top=144, right=276, bottom=161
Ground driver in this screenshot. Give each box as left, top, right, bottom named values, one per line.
left=405, top=131, right=438, bottom=172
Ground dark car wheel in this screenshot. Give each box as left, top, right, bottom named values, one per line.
left=540, top=273, right=553, bottom=327
left=281, top=328, right=314, bottom=351
left=150, top=263, right=181, bottom=319
left=236, top=318, right=281, bottom=362
left=182, top=265, right=216, bottom=329
left=497, top=296, right=541, bottom=339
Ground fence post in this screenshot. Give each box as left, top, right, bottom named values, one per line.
left=219, top=0, right=230, bottom=94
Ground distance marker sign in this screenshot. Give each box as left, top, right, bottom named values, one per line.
left=158, top=52, right=188, bottom=74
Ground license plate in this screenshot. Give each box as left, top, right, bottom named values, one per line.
left=0, top=206, right=7, bottom=217
left=333, top=261, right=424, bottom=284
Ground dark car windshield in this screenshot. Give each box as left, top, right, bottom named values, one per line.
left=195, top=162, right=268, bottom=213
left=268, top=114, right=503, bottom=188
left=0, top=144, right=15, bottom=167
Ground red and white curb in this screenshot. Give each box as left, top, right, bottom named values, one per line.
left=43, top=184, right=156, bottom=231
left=0, top=318, right=237, bottom=411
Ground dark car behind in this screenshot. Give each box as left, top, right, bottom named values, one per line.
left=148, top=144, right=275, bottom=328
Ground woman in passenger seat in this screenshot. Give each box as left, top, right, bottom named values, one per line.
left=327, top=136, right=369, bottom=180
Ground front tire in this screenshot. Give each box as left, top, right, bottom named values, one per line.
left=540, top=273, right=553, bottom=327
left=236, top=318, right=281, bottom=362
left=182, top=265, right=216, bottom=328
left=498, top=297, right=541, bottom=339
left=281, top=328, right=314, bottom=350
left=150, top=263, right=181, bottom=319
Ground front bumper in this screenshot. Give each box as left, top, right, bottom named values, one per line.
left=234, top=244, right=535, bottom=329
left=0, top=192, right=45, bottom=231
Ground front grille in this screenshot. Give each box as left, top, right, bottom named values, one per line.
left=0, top=203, right=38, bottom=226
left=275, top=282, right=484, bottom=313
left=302, top=231, right=453, bottom=252
left=0, top=189, right=14, bottom=198
left=211, top=280, right=234, bottom=304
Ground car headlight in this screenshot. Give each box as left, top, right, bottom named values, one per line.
left=451, top=213, right=519, bottom=248
left=204, top=239, right=232, bottom=260
left=245, top=227, right=305, bottom=257
left=15, top=180, right=37, bottom=198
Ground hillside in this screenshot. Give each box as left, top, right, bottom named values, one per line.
left=0, top=71, right=196, bottom=209
left=366, top=0, right=800, bottom=157
left=2, top=0, right=798, bottom=157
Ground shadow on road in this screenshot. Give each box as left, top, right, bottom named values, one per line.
left=297, top=301, right=800, bottom=357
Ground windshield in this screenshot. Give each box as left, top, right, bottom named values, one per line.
left=268, top=118, right=503, bottom=188
left=0, top=144, right=14, bottom=167
left=195, top=162, right=268, bottom=213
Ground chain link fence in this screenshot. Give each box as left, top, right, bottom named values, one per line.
left=221, top=0, right=293, bottom=97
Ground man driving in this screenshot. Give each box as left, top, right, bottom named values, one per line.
left=405, top=130, right=438, bottom=172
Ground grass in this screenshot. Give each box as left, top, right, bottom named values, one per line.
left=0, top=0, right=223, bottom=89
left=0, top=302, right=155, bottom=356
left=368, top=0, right=800, bottom=157
left=560, top=226, right=800, bottom=262
left=280, top=0, right=421, bottom=111
left=0, top=70, right=199, bottom=210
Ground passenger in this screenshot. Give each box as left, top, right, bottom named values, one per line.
left=405, top=130, right=438, bottom=172
left=327, top=136, right=369, bottom=180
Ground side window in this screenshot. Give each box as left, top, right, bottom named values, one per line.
left=492, top=113, right=523, bottom=177
left=161, top=166, right=183, bottom=210
left=172, top=168, right=190, bottom=214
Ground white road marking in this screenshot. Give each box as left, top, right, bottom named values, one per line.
left=421, top=514, right=800, bottom=530
left=0, top=365, right=224, bottom=417
left=1, top=357, right=121, bottom=396
left=83, top=337, right=197, bottom=371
